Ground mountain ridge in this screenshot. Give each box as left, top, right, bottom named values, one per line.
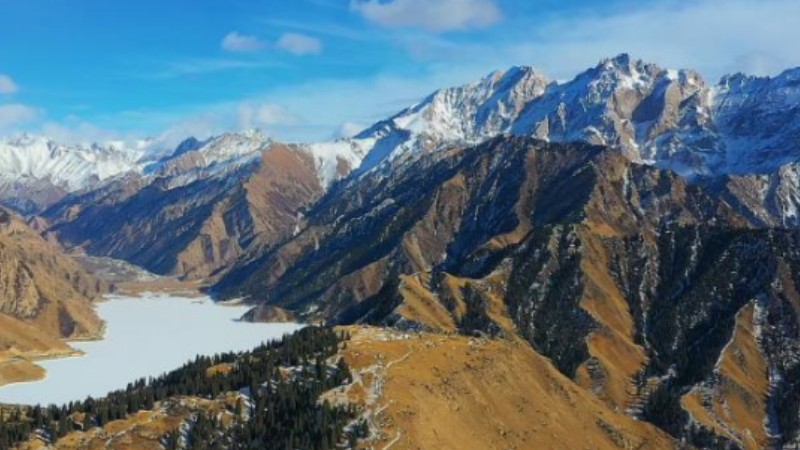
left=212, top=134, right=800, bottom=448
left=4, top=53, right=800, bottom=214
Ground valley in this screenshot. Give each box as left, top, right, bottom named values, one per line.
left=2, top=52, right=800, bottom=449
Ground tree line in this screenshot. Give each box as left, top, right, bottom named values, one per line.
left=0, top=327, right=366, bottom=450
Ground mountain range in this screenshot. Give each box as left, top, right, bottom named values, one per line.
left=3, top=54, right=800, bottom=448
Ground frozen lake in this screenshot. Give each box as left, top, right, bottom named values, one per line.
left=0, top=294, right=303, bottom=406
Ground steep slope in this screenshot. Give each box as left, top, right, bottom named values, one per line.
left=215, top=135, right=800, bottom=447
left=713, top=69, right=800, bottom=173
left=0, top=208, right=105, bottom=386
left=43, top=133, right=363, bottom=279
left=215, top=136, right=736, bottom=319
left=349, top=66, right=550, bottom=174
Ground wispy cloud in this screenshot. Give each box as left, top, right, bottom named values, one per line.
left=0, top=74, right=18, bottom=94
left=221, top=32, right=267, bottom=53
left=149, top=58, right=284, bottom=79
left=220, top=30, right=323, bottom=56
left=227, top=67, right=482, bottom=142
left=261, top=18, right=370, bottom=41
left=276, top=33, right=323, bottom=55
left=350, top=0, right=502, bottom=32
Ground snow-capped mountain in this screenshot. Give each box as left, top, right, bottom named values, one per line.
left=713, top=69, right=800, bottom=173
left=3, top=53, right=800, bottom=219
left=145, top=130, right=275, bottom=189
left=0, top=134, right=146, bottom=213
left=0, top=129, right=365, bottom=213
left=147, top=129, right=366, bottom=189
left=348, top=65, right=549, bottom=173
left=343, top=53, right=800, bottom=179
left=0, top=134, right=144, bottom=189
left=38, top=129, right=368, bottom=279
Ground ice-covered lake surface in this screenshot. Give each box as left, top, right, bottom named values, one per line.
left=0, top=294, right=303, bottom=406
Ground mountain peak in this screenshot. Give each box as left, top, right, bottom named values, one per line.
left=168, top=136, right=204, bottom=159
left=602, top=52, right=634, bottom=67
left=591, top=53, right=662, bottom=82
left=485, top=65, right=547, bottom=83
left=240, top=128, right=267, bottom=140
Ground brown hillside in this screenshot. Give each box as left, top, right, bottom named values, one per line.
left=0, top=207, right=104, bottom=386
left=45, top=143, right=330, bottom=280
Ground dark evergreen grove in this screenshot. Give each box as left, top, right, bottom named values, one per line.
left=0, top=327, right=366, bottom=450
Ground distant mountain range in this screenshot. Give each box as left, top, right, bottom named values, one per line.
left=3, top=53, right=800, bottom=218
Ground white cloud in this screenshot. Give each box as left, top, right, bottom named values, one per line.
left=0, top=75, right=18, bottom=94
left=415, top=0, right=800, bottom=81
left=99, top=68, right=461, bottom=145
left=237, top=102, right=300, bottom=129
left=150, top=113, right=227, bottom=150
left=334, top=121, right=368, bottom=139
left=221, top=32, right=267, bottom=53
left=350, top=0, right=502, bottom=32
left=533, top=0, right=800, bottom=80
left=39, top=116, right=142, bottom=148
left=276, top=33, right=323, bottom=55
left=229, top=68, right=478, bottom=142
left=220, top=31, right=322, bottom=56
left=0, top=104, right=39, bottom=129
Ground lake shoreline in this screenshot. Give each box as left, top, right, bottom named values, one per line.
left=0, top=292, right=303, bottom=406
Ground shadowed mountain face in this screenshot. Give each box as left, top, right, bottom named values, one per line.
left=213, top=136, right=800, bottom=448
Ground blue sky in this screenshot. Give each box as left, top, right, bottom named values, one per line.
left=1, top=0, right=799, bottom=147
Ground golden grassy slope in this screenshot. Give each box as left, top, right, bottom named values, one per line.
left=681, top=302, right=770, bottom=450
left=575, top=227, right=648, bottom=412
left=336, top=326, right=676, bottom=450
